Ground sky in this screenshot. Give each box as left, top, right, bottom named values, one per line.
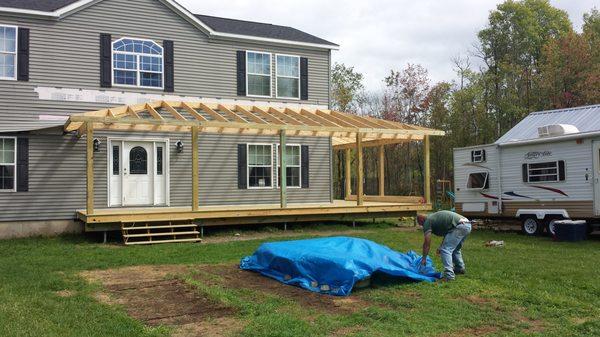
left=179, top=0, right=598, bottom=91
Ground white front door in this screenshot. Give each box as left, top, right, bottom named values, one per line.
left=593, top=141, right=600, bottom=215
left=123, top=142, right=154, bottom=206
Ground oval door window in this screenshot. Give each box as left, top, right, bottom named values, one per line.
left=129, top=146, right=148, bottom=174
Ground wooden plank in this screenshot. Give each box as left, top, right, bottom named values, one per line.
left=356, top=132, right=364, bottom=206
left=181, top=102, right=208, bottom=121
left=346, top=195, right=424, bottom=203
left=217, top=104, right=247, bottom=123
left=192, top=125, right=199, bottom=211
left=344, top=148, right=351, bottom=199
left=378, top=145, right=385, bottom=196
left=235, top=105, right=268, bottom=124
left=199, top=103, right=229, bottom=122
left=269, top=107, right=303, bottom=125
left=86, top=122, right=94, bottom=215
left=300, top=109, right=341, bottom=127
left=283, top=108, right=321, bottom=126
left=424, top=135, right=431, bottom=205
left=253, top=106, right=286, bottom=124
left=127, top=106, right=140, bottom=119
left=316, top=110, right=358, bottom=128
left=330, top=111, right=374, bottom=128
left=280, top=129, right=287, bottom=208
left=161, top=101, right=186, bottom=121
left=333, top=138, right=413, bottom=150
left=145, top=103, right=164, bottom=120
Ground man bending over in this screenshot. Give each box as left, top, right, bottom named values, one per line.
left=417, top=210, right=472, bottom=281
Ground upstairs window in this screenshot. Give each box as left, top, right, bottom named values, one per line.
left=276, top=54, right=300, bottom=99
left=471, top=149, right=486, bottom=163
left=112, top=38, right=163, bottom=88
left=467, top=172, right=489, bottom=190
left=0, top=25, right=17, bottom=80
left=522, top=161, right=565, bottom=183
left=0, top=137, right=16, bottom=191
left=246, top=51, right=271, bottom=97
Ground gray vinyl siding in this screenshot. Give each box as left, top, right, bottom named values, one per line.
left=0, top=0, right=331, bottom=131
left=0, top=130, right=331, bottom=222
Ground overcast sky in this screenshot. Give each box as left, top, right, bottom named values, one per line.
left=180, top=0, right=597, bottom=91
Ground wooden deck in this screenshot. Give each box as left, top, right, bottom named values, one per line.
left=78, top=200, right=431, bottom=231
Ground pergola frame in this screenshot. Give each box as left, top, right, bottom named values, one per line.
left=64, top=100, right=443, bottom=216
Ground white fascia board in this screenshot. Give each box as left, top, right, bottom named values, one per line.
left=0, top=0, right=97, bottom=19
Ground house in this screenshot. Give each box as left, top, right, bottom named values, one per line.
left=453, top=104, right=600, bottom=236
left=0, top=0, right=442, bottom=242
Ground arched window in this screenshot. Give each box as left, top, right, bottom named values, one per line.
left=129, top=146, right=148, bottom=174
left=112, top=38, right=163, bottom=88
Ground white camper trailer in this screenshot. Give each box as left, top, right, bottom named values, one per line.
left=453, top=104, right=600, bottom=235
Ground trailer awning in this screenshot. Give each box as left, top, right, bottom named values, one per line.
left=63, top=100, right=444, bottom=147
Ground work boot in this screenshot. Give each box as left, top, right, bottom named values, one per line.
left=455, top=268, right=466, bottom=275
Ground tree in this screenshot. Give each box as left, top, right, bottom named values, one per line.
left=330, top=63, right=364, bottom=112
left=383, top=64, right=431, bottom=125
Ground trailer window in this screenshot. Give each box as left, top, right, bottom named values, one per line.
left=471, top=149, right=486, bottom=163
left=522, top=161, right=565, bottom=183
left=467, top=172, right=489, bottom=189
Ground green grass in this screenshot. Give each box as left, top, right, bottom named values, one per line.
left=0, top=223, right=599, bottom=337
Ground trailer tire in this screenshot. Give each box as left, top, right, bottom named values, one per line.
left=545, top=216, right=564, bottom=237
left=521, top=217, right=543, bottom=236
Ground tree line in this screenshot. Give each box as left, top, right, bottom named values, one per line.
left=331, top=0, right=600, bottom=202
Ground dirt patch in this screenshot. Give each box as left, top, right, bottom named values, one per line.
left=194, top=264, right=371, bottom=314
left=202, top=229, right=377, bottom=244
left=82, top=265, right=242, bottom=336
left=54, top=290, right=75, bottom=297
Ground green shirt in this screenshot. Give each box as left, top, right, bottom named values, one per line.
left=423, top=211, right=466, bottom=236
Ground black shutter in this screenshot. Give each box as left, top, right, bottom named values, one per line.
left=558, top=160, right=566, bottom=181
left=301, top=145, right=309, bottom=188
left=300, top=57, right=308, bottom=100
left=100, top=33, right=112, bottom=88
left=17, top=28, right=30, bottom=81
left=482, top=150, right=486, bottom=162
left=236, top=51, right=246, bottom=96
left=522, top=164, right=528, bottom=182
left=16, top=138, right=29, bottom=192
left=471, top=151, right=475, bottom=162
left=163, top=40, right=174, bottom=92
left=238, top=144, right=247, bottom=189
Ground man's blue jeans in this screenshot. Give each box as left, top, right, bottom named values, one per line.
left=440, top=222, right=472, bottom=280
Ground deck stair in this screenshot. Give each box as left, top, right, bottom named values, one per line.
left=121, top=221, right=202, bottom=245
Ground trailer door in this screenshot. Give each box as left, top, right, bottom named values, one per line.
left=593, top=141, right=600, bottom=215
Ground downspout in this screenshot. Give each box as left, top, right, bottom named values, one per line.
left=496, top=144, right=503, bottom=214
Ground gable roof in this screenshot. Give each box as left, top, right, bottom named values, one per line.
left=496, top=104, right=600, bottom=145
left=194, top=14, right=336, bottom=47
left=0, top=0, right=338, bottom=49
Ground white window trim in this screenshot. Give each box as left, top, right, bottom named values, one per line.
left=0, top=25, right=18, bottom=81
left=111, top=37, right=164, bottom=90
left=276, top=143, right=302, bottom=188
left=471, top=149, right=485, bottom=163
left=0, top=136, right=17, bottom=192
left=275, top=54, right=300, bottom=100
left=245, top=50, right=272, bottom=98
left=525, top=161, right=563, bottom=183
left=466, top=171, right=489, bottom=190
left=247, top=143, right=274, bottom=189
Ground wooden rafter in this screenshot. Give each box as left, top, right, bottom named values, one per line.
left=283, top=108, right=321, bottom=126
left=268, top=107, right=303, bottom=125
left=235, top=105, right=267, bottom=124
left=145, top=103, right=164, bottom=120
left=315, top=110, right=357, bottom=127
left=181, top=102, right=208, bottom=121
left=217, top=104, right=247, bottom=123
left=253, top=106, right=286, bottom=125
left=161, top=101, right=186, bottom=121
left=198, top=103, right=228, bottom=122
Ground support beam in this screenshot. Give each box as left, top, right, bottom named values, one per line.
left=344, top=148, right=351, bottom=199
left=86, top=122, right=94, bottom=215
left=279, top=129, right=287, bottom=208
left=378, top=145, right=385, bottom=196
left=424, top=135, right=431, bottom=205
left=356, top=132, right=364, bottom=206
left=192, top=126, right=199, bottom=211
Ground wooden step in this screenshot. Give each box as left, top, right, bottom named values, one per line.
left=123, top=231, right=199, bottom=238
left=122, top=224, right=197, bottom=231
left=125, top=237, right=202, bottom=245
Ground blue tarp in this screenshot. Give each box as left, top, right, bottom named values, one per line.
left=240, top=236, right=442, bottom=296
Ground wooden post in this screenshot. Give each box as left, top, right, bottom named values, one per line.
left=424, top=135, right=431, bottom=205
left=192, top=125, right=199, bottom=211
left=86, top=122, right=94, bottom=215
left=280, top=129, right=287, bottom=208
left=356, top=132, right=364, bottom=206
left=344, top=148, right=351, bottom=199
left=378, top=145, right=385, bottom=196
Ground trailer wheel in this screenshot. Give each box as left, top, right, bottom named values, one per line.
left=545, top=217, right=564, bottom=236
left=521, top=217, right=543, bottom=236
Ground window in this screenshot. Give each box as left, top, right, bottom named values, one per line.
left=467, top=172, right=489, bottom=190
left=156, top=146, right=163, bottom=175
left=277, top=145, right=301, bottom=187
left=247, top=144, right=272, bottom=188
left=129, top=146, right=148, bottom=174
left=0, top=137, right=16, bottom=191
left=522, top=161, right=565, bottom=183
left=112, top=145, right=120, bottom=175
left=0, top=25, right=17, bottom=80
left=112, top=38, right=163, bottom=88
left=246, top=51, right=271, bottom=97
left=276, top=54, right=300, bottom=99
left=471, top=149, right=486, bottom=163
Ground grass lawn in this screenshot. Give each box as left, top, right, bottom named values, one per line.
left=0, top=222, right=599, bottom=337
